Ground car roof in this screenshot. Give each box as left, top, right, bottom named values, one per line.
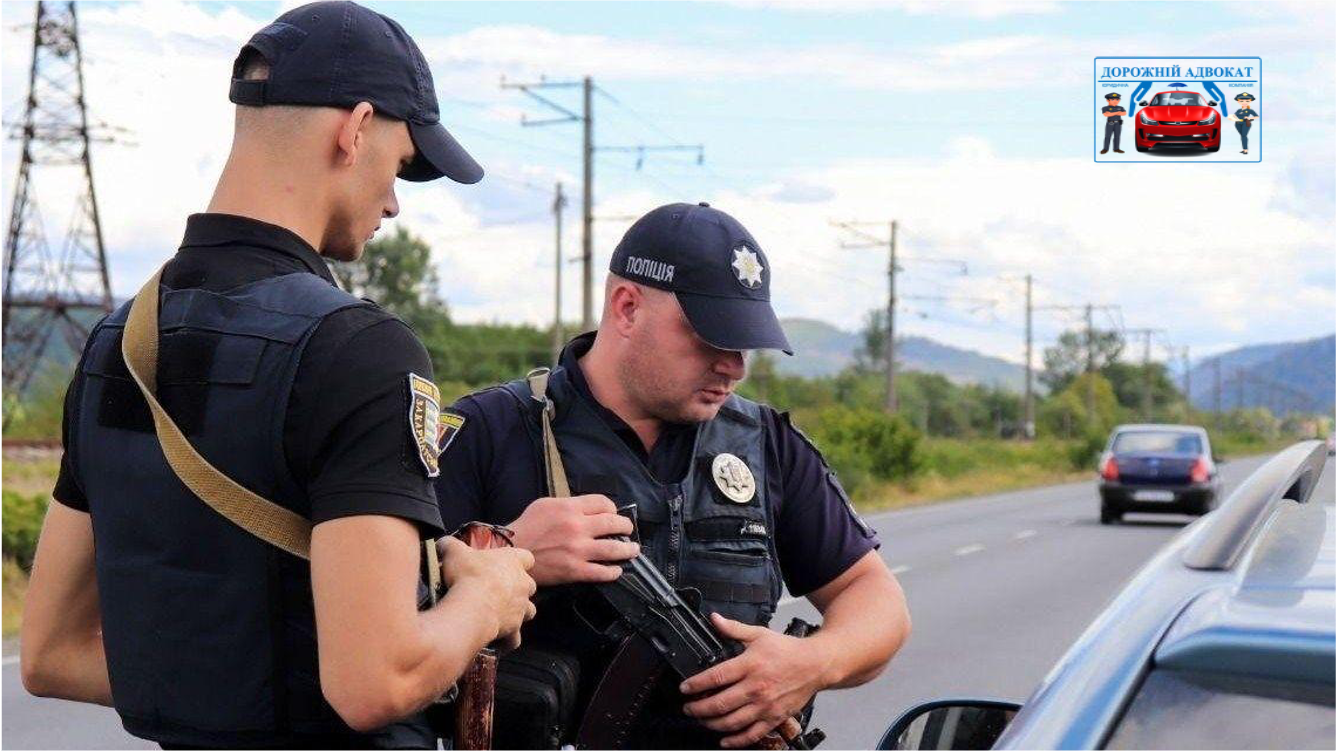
left=995, top=441, right=1331, bottom=749
left=1155, top=502, right=1334, bottom=686
left=1111, top=423, right=1206, bottom=433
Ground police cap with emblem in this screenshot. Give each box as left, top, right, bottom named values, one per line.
left=1105, top=92, right=1121, bottom=100
left=1234, top=92, right=1256, bottom=101
left=228, top=1, right=482, bottom=184
left=610, top=202, right=793, bottom=355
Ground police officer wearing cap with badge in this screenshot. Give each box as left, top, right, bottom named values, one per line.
left=1229, top=92, right=1259, bottom=154
left=20, top=3, right=536, bottom=748
left=1100, top=92, right=1127, bottom=154
left=435, top=202, right=911, bottom=749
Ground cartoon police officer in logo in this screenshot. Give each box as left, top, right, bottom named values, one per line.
left=1229, top=92, right=1258, bottom=155
left=1100, top=92, right=1127, bottom=154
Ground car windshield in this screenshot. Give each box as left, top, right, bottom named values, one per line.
left=1112, top=431, right=1202, bottom=455
left=1149, top=92, right=1204, bottom=106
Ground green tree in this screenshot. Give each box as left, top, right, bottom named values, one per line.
left=1101, top=360, right=1181, bottom=417
left=1037, top=372, right=1119, bottom=439
left=332, top=225, right=447, bottom=327
left=1041, top=328, right=1124, bottom=393
left=853, top=309, right=890, bottom=374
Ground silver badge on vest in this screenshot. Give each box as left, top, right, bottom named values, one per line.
left=711, top=452, right=757, bottom=504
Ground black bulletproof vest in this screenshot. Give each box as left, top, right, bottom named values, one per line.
left=72, top=273, right=434, bottom=748
left=504, top=366, right=783, bottom=626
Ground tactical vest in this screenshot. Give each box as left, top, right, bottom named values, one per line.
left=503, top=365, right=783, bottom=627
left=71, top=273, right=435, bottom=748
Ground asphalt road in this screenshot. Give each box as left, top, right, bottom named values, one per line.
left=4, top=451, right=1332, bottom=750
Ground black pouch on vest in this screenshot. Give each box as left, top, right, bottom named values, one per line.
left=493, top=647, right=582, bottom=750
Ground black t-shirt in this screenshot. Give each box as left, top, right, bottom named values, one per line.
left=1102, top=105, right=1126, bottom=119
left=434, top=333, right=879, bottom=597
left=53, top=213, right=445, bottom=537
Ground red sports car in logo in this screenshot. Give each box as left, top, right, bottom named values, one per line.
left=1134, top=91, right=1221, bottom=152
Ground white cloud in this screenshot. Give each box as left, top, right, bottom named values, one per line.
left=723, top=0, right=1063, bottom=18
left=423, top=25, right=1078, bottom=93
left=1, top=1, right=1331, bottom=367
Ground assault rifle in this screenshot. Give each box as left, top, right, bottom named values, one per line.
left=574, top=517, right=825, bottom=750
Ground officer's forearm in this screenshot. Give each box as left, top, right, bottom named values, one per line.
left=20, top=502, right=114, bottom=706
left=313, top=516, right=495, bottom=731
left=806, top=559, right=910, bottom=689
left=20, top=632, right=112, bottom=706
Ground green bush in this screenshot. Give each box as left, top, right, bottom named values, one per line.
left=3, top=489, right=49, bottom=570
left=917, top=437, right=1076, bottom=479
left=1065, top=430, right=1108, bottom=471
left=796, top=407, right=921, bottom=495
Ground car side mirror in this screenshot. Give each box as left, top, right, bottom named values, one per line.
left=1139, top=101, right=1149, bottom=106
left=1208, top=100, right=1218, bottom=106
left=878, top=699, right=1022, bottom=750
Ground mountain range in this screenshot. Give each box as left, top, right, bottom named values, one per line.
left=776, top=319, right=1334, bottom=415
left=1187, top=334, right=1335, bottom=415
left=776, top=318, right=1028, bottom=391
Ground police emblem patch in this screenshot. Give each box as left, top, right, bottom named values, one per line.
left=731, top=245, right=764, bottom=290
left=407, top=373, right=443, bottom=477
left=711, top=452, right=757, bottom=504
left=438, top=411, right=466, bottom=454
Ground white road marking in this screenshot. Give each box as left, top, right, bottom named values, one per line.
left=2, top=655, right=18, bottom=667
left=954, top=544, right=985, bottom=556
left=890, top=564, right=911, bottom=575
left=1014, top=529, right=1037, bottom=540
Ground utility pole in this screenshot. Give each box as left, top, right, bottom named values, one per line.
left=1126, top=328, right=1163, bottom=421
left=832, top=220, right=967, bottom=414
left=886, top=221, right=897, bottom=413
left=1032, top=302, right=1118, bottom=426
left=1178, top=346, right=1192, bottom=411
left=1212, top=357, right=1222, bottom=423
left=1085, top=304, right=1095, bottom=423
left=1024, top=274, right=1034, bottom=439
left=4, top=1, right=117, bottom=403
left=581, top=77, right=593, bottom=331
left=503, top=76, right=703, bottom=333
left=551, top=181, right=567, bottom=362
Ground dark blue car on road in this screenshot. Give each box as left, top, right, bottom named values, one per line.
left=1098, top=424, right=1222, bottom=524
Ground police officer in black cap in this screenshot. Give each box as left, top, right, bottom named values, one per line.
left=1100, top=92, right=1127, bottom=154
left=20, top=3, right=536, bottom=748
left=435, top=203, right=911, bottom=749
left=1230, top=92, right=1259, bottom=154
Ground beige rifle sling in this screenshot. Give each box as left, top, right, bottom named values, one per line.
left=526, top=368, right=571, bottom=498
left=122, top=267, right=437, bottom=568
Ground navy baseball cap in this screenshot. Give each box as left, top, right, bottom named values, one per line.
left=610, top=203, right=792, bottom=355
left=228, top=1, right=482, bottom=184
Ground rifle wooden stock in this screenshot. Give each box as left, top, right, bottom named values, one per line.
left=454, top=649, right=498, bottom=750
left=448, top=522, right=516, bottom=749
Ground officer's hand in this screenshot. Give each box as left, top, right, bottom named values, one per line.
left=438, top=536, right=537, bottom=647
left=507, top=495, right=641, bottom=586
left=679, top=613, right=827, bottom=749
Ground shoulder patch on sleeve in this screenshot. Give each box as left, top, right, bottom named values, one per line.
left=407, top=372, right=442, bottom=477
left=782, top=411, right=875, bottom=538
left=438, top=411, right=466, bottom=454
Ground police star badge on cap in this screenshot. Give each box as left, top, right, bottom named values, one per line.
left=407, top=373, right=443, bottom=477
left=731, top=245, right=764, bottom=290
left=712, top=453, right=757, bottom=504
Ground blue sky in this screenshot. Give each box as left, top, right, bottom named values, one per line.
left=2, top=1, right=1333, bottom=368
